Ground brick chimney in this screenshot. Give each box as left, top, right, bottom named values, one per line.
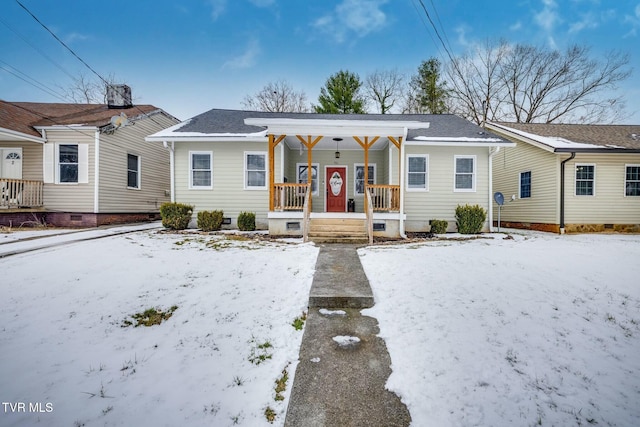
left=107, top=84, right=132, bottom=109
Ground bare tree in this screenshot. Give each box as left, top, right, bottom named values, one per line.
left=446, top=40, right=631, bottom=124
left=58, top=72, right=119, bottom=104
left=364, top=69, right=404, bottom=114
left=242, top=80, right=310, bottom=112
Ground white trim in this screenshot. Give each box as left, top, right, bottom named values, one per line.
left=126, top=152, right=142, bottom=190
left=406, top=154, right=429, bottom=192
left=519, top=170, right=532, bottom=199
left=624, top=164, right=640, bottom=197
left=454, top=155, right=476, bottom=192
left=189, top=151, right=213, bottom=190
left=244, top=151, right=268, bottom=190
left=0, top=127, right=45, bottom=143
left=575, top=163, right=596, bottom=196
left=296, top=162, right=319, bottom=196
left=94, top=132, right=100, bottom=212
left=488, top=147, right=500, bottom=232
left=354, top=163, right=376, bottom=195
left=324, top=165, right=348, bottom=213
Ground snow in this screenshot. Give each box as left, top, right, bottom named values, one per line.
left=412, top=136, right=504, bottom=142
left=332, top=336, right=361, bottom=347
left=318, top=308, right=346, bottom=316
left=2, top=227, right=640, bottom=426
left=359, top=232, right=640, bottom=427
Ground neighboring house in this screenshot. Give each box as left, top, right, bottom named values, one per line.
left=486, top=122, right=640, bottom=233
left=0, top=86, right=180, bottom=227
left=146, top=109, right=514, bottom=240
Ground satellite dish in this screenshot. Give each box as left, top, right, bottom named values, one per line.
left=110, top=112, right=129, bottom=129
left=494, top=192, right=504, bottom=206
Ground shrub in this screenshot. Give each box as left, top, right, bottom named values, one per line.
left=237, top=211, right=256, bottom=231
left=197, top=210, right=224, bottom=232
left=455, top=204, right=487, bottom=234
left=159, top=202, right=193, bottom=230
left=430, top=219, right=448, bottom=234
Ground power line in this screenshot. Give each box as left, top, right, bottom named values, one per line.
left=0, top=60, right=70, bottom=101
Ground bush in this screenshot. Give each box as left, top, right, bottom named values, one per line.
left=159, top=202, right=193, bottom=230
left=237, top=211, right=256, bottom=231
left=197, top=210, right=224, bottom=232
left=430, top=219, right=448, bottom=234
left=455, top=204, right=487, bottom=234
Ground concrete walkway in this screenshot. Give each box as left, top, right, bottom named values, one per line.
left=285, top=244, right=411, bottom=427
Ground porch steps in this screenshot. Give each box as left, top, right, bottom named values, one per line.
left=307, top=218, right=369, bottom=244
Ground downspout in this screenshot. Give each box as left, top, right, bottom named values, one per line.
left=94, top=131, right=100, bottom=213
left=399, top=128, right=408, bottom=238
left=163, top=141, right=175, bottom=203
left=559, top=152, right=575, bottom=234
left=488, top=146, right=500, bottom=232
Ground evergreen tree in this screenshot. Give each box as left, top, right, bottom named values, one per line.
left=409, top=58, right=450, bottom=114
left=314, top=70, right=367, bottom=114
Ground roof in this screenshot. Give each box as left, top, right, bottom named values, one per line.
left=148, top=108, right=510, bottom=147
left=0, top=100, right=164, bottom=139
left=489, top=122, right=640, bottom=152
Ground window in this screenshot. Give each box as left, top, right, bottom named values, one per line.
left=127, top=154, right=140, bottom=189
left=519, top=171, right=531, bottom=198
left=190, top=151, right=212, bottom=189
left=59, top=144, right=78, bottom=183
left=454, top=156, right=476, bottom=191
left=407, top=155, right=428, bottom=191
left=625, top=165, right=640, bottom=196
left=575, top=164, right=595, bottom=196
left=354, top=164, right=375, bottom=195
left=297, top=163, right=319, bottom=195
left=245, top=152, right=266, bottom=189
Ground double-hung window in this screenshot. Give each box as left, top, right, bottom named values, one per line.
left=190, top=151, right=212, bottom=189
left=354, top=164, right=375, bottom=195
left=297, top=163, right=319, bottom=195
left=407, top=155, right=428, bottom=191
left=127, top=154, right=140, bottom=189
left=245, top=152, right=267, bottom=189
left=519, top=171, right=531, bottom=198
left=59, top=144, right=79, bottom=183
left=625, top=165, right=640, bottom=196
left=454, top=155, right=476, bottom=191
left=575, top=164, right=595, bottom=196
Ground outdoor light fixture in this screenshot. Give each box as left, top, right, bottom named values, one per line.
left=333, top=137, right=342, bottom=158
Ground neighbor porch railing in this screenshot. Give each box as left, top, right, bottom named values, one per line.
left=366, top=184, right=400, bottom=212
left=273, top=183, right=310, bottom=211
left=0, top=179, right=44, bottom=208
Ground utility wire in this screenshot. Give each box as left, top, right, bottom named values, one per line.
left=0, top=60, right=69, bottom=101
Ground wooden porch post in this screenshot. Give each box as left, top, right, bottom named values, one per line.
left=353, top=136, right=380, bottom=190
left=296, top=135, right=322, bottom=211
left=269, top=134, right=286, bottom=211
left=388, top=136, right=403, bottom=185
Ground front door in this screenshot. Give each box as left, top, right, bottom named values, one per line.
left=1, top=149, right=22, bottom=179
left=326, top=166, right=346, bottom=212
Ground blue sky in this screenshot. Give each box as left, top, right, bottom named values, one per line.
left=1, top=0, right=639, bottom=122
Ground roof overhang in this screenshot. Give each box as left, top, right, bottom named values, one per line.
left=244, top=118, right=430, bottom=138
left=0, top=126, right=45, bottom=143
left=407, top=137, right=515, bottom=147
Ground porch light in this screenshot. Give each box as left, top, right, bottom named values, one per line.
left=333, top=137, right=342, bottom=158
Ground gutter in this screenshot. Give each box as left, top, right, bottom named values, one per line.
left=488, top=146, right=501, bottom=232
left=94, top=131, right=100, bottom=213
left=163, top=141, right=175, bottom=202
left=399, top=127, right=408, bottom=238
left=559, top=152, right=576, bottom=234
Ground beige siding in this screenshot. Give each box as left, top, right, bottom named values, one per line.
left=42, top=129, right=95, bottom=212
left=565, top=153, right=640, bottom=224
left=492, top=141, right=559, bottom=224
left=404, top=146, right=491, bottom=232
left=0, top=142, right=43, bottom=180
left=98, top=114, right=177, bottom=212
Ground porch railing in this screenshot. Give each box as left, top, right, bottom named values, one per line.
left=365, top=187, right=374, bottom=245
left=0, top=179, right=44, bottom=208
left=273, top=183, right=310, bottom=211
left=366, top=184, right=400, bottom=212
left=302, top=185, right=311, bottom=243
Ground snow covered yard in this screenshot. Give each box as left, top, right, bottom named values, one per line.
left=0, top=231, right=318, bottom=427
left=360, top=232, right=640, bottom=427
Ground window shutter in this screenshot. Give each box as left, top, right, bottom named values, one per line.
left=78, top=144, right=89, bottom=184
left=43, top=143, right=54, bottom=183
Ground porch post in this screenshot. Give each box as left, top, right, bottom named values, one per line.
left=388, top=136, right=403, bottom=186
left=296, top=135, right=323, bottom=211
left=269, top=134, right=286, bottom=211
left=354, top=136, right=380, bottom=192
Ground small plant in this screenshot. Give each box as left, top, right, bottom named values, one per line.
left=232, top=376, right=245, bottom=386
left=292, top=312, right=307, bottom=331
left=455, top=204, right=487, bottom=234
left=274, top=367, right=289, bottom=401
left=265, top=407, right=276, bottom=423
left=429, top=219, right=448, bottom=234
left=237, top=211, right=256, bottom=231
left=197, top=210, right=224, bottom=232
left=122, top=306, right=178, bottom=327
left=249, top=338, right=273, bottom=365
left=160, top=202, right=193, bottom=230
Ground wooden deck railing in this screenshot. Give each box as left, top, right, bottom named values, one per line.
left=0, top=179, right=43, bottom=208
left=302, top=186, right=311, bottom=243
left=273, top=183, right=310, bottom=211
left=366, top=184, right=400, bottom=212
left=365, top=188, right=374, bottom=245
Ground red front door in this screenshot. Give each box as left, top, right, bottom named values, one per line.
left=326, top=167, right=346, bottom=212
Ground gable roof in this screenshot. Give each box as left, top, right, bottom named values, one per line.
left=0, top=100, right=166, bottom=141
left=148, top=108, right=510, bottom=147
left=488, top=122, right=640, bottom=153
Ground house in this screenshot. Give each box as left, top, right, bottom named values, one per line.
left=0, top=85, right=180, bottom=227
left=146, top=109, right=514, bottom=241
left=486, top=122, right=640, bottom=233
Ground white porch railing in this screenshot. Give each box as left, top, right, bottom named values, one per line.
left=0, top=179, right=44, bottom=208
